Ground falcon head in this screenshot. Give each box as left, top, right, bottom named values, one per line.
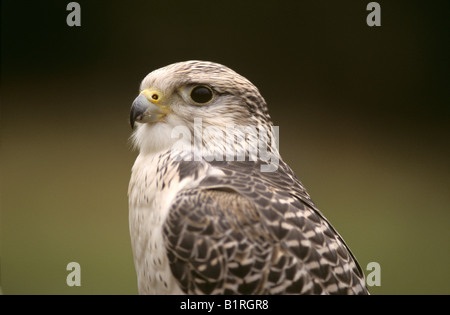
left=130, top=61, right=274, bottom=156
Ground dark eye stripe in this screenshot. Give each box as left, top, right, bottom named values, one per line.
left=190, top=86, right=213, bottom=104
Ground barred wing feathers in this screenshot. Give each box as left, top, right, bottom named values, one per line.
left=163, top=160, right=368, bottom=295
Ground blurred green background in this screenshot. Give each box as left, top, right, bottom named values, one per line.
left=1, top=0, right=449, bottom=294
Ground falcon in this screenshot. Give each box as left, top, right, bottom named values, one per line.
left=128, top=60, right=369, bottom=295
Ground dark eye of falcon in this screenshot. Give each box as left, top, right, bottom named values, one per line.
left=190, top=86, right=214, bottom=104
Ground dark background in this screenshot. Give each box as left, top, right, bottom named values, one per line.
left=1, top=0, right=449, bottom=294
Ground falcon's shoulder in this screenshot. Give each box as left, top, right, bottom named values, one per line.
left=163, top=159, right=368, bottom=294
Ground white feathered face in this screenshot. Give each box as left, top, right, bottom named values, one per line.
left=130, top=60, right=273, bottom=155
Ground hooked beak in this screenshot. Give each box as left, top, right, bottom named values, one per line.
left=130, top=91, right=171, bottom=129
